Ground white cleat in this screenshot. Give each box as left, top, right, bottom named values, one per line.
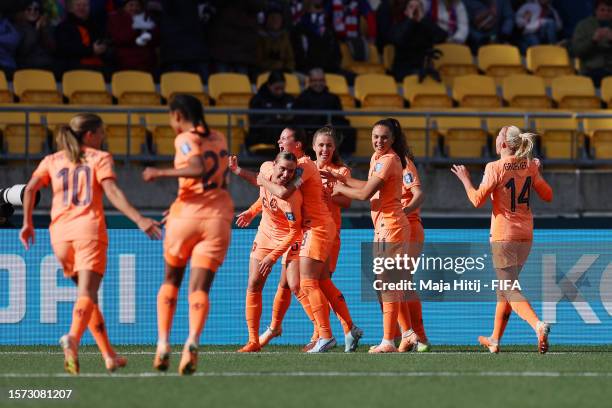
left=536, top=321, right=551, bottom=354
left=307, top=337, right=337, bottom=353
left=344, top=325, right=363, bottom=353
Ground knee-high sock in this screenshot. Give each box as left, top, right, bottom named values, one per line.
left=301, top=279, right=332, bottom=339
left=407, top=299, right=427, bottom=341
left=270, top=286, right=291, bottom=330
left=88, top=304, right=115, bottom=358
left=69, top=296, right=94, bottom=344
left=188, top=291, right=210, bottom=344
left=398, top=301, right=412, bottom=333
left=296, top=288, right=319, bottom=339
left=492, top=300, right=513, bottom=341
left=319, top=278, right=352, bottom=334
left=382, top=302, right=400, bottom=341
left=509, top=299, right=539, bottom=331
left=245, top=291, right=262, bottom=343
left=157, top=283, right=179, bottom=343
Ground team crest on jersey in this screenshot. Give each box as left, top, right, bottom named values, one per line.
left=180, top=142, right=192, bottom=155
left=404, top=173, right=413, bottom=184
left=375, top=163, right=383, bottom=172
left=285, top=212, right=295, bottom=221
left=295, top=168, right=303, bottom=177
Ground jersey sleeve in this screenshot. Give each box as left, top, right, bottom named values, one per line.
left=247, top=196, right=263, bottom=217
left=176, top=133, right=202, bottom=160
left=466, top=162, right=497, bottom=208
left=370, top=154, right=397, bottom=182
left=259, top=161, right=274, bottom=178
left=532, top=169, right=553, bottom=202
left=267, top=196, right=302, bottom=262
left=403, top=161, right=421, bottom=190
left=95, top=152, right=117, bottom=183
left=296, top=160, right=316, bottom=184
left=32, top=156, right=51, bottom=186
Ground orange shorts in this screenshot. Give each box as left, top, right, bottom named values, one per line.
left=374, top=226, right=410, bottom=243
left=491, top=240, right=532, bottom=269
left=250, top=230, right=301, bottom=265
left=327, top=231, right=341, bottom=273
left=300, top=221, right=335, bottom=262
left=164, top=216, right=231, bottom=272
left=51, top=240, right=107, bottom=277
left=408, top=220, right=424, bottom=243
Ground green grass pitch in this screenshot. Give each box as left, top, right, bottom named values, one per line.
left=1, top=345, right=611, bottom=408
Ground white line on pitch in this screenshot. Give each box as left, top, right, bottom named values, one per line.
left=0, top=351, right=574, bottom=355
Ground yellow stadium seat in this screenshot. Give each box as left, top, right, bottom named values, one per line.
left=354, top=74, right=403, bottom=108
left=98, top=113, right=147, bottom=155
left=486, top=114, right=527, bottom=137
left=550, top=75, right=600, bottom=110
left=403, top=75, right=452, bottom=108
left=600, top=77, right=612, bottom=107
left=160, top=72, right=210, bottom=106
left=478, top=45, right=525, bottom=83
left=256, top=72, right=301, bottom=96
left=433, top=43, right=478, bottom=85
left=583, top=117, right=612, bottom=159
left=44, top=112, right=76, bottom=150
left=62, top=70, right=112, bottom=105
left=435, top=116, right=488, bottom=158
left=340, top=42, right=385, bottom=74
left=452, top=74, right=500, bottom=108
left=111, top=70, right=160, bottom=105
left=324, top=73, right=355, bottom=108
left=502, top=74, right=551, bottom=109
left=208, top=73, right=253, bottom=107
left=13, top=69, right=62, bottom=104
left=0, top=112, right=46, bottom=155
left=534, top=117, right=579, bottom=159
left=383, top=44, right=394, bottom=71
left=0, top=71, right=13, bottom=103
left=526, top=45, right=574, bottom=83
left=145, top=113, right=175, bottom=156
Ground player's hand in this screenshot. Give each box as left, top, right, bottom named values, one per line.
left=320, top=169, right=346, bottom=184
left=142, top=167, right=159, bottom=182
left=533, top=157, right=542, bottom=172
left=229, top=155, right=241, bottom=175
left=258, top=255, right=274, bottom=277
left=137, top=217, right=162, bottom=239
left=160, top=209, right=170, bottom=226
left=451, top=164, right=471, bottom=183
left=19, top=225, right=35, bottom=250
left=236, top=210, right=254, bottom=227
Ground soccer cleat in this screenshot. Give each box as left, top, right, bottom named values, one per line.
left=259, top=326, right=282, bottom=347
left=368, top=342, right=398, bottom=353
left=153, top=343, right=171, bottom=372
left=302, top=340, right=317, bottom=352
left=478, top=336, right=500, bottom=353
left=178, top=342, right=198, bottom=375
left=59, top=334, right=79, bottom=375
left=306, top=337, right=337, bottom=353
left=398, top=329, right=417, bottom=353
left=237, top=341, right=261, bottom=353
left=104, top=355, right=128, bottom=372
left=415, top=341, right=431, bottom=352
left=344, top=325, right=364, bottom=352
left=536, top=321, right=550, bottom=354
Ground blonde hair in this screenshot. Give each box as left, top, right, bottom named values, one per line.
left=501, top=125, right=536, bottom=160
left=56, top=113, right=103, bottom=163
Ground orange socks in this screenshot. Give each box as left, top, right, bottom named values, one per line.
left=88, top=304, right=115, bottom=358
left=157, top=283, right=179, bottom=343
left=382, top=302, right=400, bottom=340
left=69, top=296, right=94, bottom=344
left=319, top=278, right=352, bottom=334
left=509, top=300, right=539, bottom=331
left=245, top=291, right=263, bottom=343
left=296, top=288, right=319, bottom=337
left=188, top=290, right=210, bottom=344
left=492, top=300, right=513, bottom=340
left=301, top=279, right=332, bottom=339
left=407, top=299, right=426, bottom=340
left=270, top=286, right=291, bottom=330
left=398, top=301, right=412, bottom=333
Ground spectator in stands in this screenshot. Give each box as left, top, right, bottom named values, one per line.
left=247, top=70, right=295, bottom=151
left=107, top=0, right=159, bottom=72
left=14, top=0, right=56, bottom=72
left=329, top=0, right=376, bottom=63
left=55, top=0, right=109, bottom=76
left=515, top=0, right=563, bottom=52
left=390, top=0, right=446, bottom=82
left=572, top=0, right=612, bottom=87
left=293, top=67, right=356, bottom=154
left=424, top=0, right=470, bottom=44
left=0, top=10, right=22, bottom=79
left=464, top=0, right=514, bottom=50
left=159, top=0, right=213, bottom=82
left=256, top=7, right=295, bottom=73
left=376, top=0, right=408, bottom=52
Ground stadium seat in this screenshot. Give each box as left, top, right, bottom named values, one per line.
left=44, top=112, right=75, bottom=150
left=98, top=113, right=147, bottom=156
left=256, top=72, right=301, bottom=96
left=486, top=115, right=527, bottom=137
left=526, top=45, right=574, bottom=84
left=600, top=77, right=612, bottom=107
left=551, top=75, right=600, bottom=110
left=0, top=71, right=13, bottom=103
left=534, top=117, right=579, bottom=159
left=478, top=45, right=525, bottom=83
left=208, top=73, right=253, bottom=107
left=452, top=74, right=500, bottom=108
left=340, top=42, right=385, bottom=74
left=433, top=43, right=478, bottom=85
left=583, top=117, right=612, bottom=159
left=0, top=112, right=46, bottom=155
left=13, top=69, right=62, bottom=104
left=435, top=116, right=488, bottom=158
left=383, top=44, right=395, bottom=72
left=160, top=72, right=210, bottom=106
left=62, top=70, right=112, bottom=105
left=403, top=75, right=452, bottom=108
left=111, top=70, right=160, bottom=105
left=324, top=73, right=355, bottom=108
left=354, top=74, right=403, bottom=108
left=502, top=74, right=551, bottom=109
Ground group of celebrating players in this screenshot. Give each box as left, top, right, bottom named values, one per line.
left=18, top=94, right=553, bottom=376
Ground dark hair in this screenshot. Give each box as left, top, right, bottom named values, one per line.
left=266, top=70, right=286, bottom=86
left=373, top=118, right=411, bottom=168
left=169, top=94, right=210, bottom=136
left=597, top=0, right=612, bottom=8
left=275, top=151, right=298, bottom=163
left=312, top=125, right=344, bottom=166
left=285, top=126, right=307, bottom=146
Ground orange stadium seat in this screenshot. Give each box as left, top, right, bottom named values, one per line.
left=208, top=73, right=253, bottom=107
left=13, top=69, right=62, bottom=104
left=534, top=117, right=580, bottom=160
left=112, top=70, right=161, bottom=105
left=551, top=75, right=600, bottom=110
left=435, top=116, right=488, bottom=158
left=478, top=45, right=525, bottom=83
left=354, top=74, right=403, bottom=108
left=324, top=73, right=355, bottom=108
left=526, top=45, right=574, bottom=84
left=452, top=74, right=500, bottom=108
left=256, top=72, right=301, bottom=96
left=0, top=71, right=13, bottom=103
left=433, top=43, right=478, bottom=85
left=583, top=117, right=612, bottom=159
left=403, top=75, right=452, bottom=108
left=0, top=112, right=47, bottom=155
left=160, top=72, right=210, bottom=105
left=340, top=42, right=385, bottom=74
left=62, top=70, right=112, bottom=105
left=502, top=74, right=551, bottom=109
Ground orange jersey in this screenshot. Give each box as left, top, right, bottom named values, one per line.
left=32, top=147, right=115, bottom=243
left=369, top=151, right=410, bottom=232
left=296, top=155, right=332, bottom=229
left=319, top=162, right=351, bottom=232
left=169, top=129, right=234, bottom=221
left=401, top=158, right=422, bottom=223
left=467, top=156, right=553, bottom=241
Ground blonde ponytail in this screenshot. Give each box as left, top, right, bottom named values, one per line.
left=56, top=113, right=104, bottom=163
left=502, top=125, right=536, bottom=160
left=56, top=125, right=82, bottom=163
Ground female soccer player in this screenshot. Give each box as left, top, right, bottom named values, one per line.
left=20, top=113, right=161, bottom=375
left=312, top=126, right=363, bottom=352
left=142, top=94, right=234, bottom=374
left=234, top=152, right=302, bottom=352
left=332, top=118, right=413, bottom=353
left=451, top=125, right=553, bottom=354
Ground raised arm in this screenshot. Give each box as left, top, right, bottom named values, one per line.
left=229, top=155, right=259, bottom=186
left=451, top=164, right=495, bottom=208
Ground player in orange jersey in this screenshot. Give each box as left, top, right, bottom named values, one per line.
left=233, top=152, right=302, bottom=352
left=312, top=126, right=363, bottom=352
left=142, top=95, right=234, bottom=374
left=452, top=125, right=553, bottom=354
left=20, top=113, right=161, bottom=375
left=332, top=118, right=413, bottom=353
